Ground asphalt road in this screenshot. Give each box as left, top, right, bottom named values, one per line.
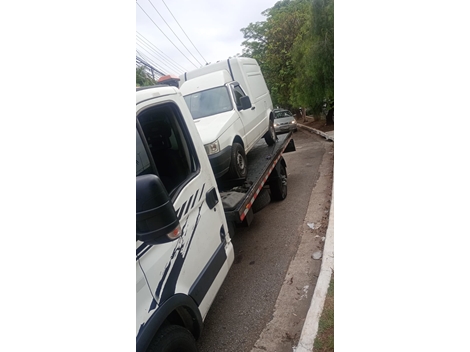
left=197, top=129, right=334, bottom=352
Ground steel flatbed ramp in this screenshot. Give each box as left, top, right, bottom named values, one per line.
left=220, top=132, right=295, bottom=223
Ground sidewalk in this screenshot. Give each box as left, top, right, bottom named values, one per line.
left=298, top=123, right=334, bottom=141
left=295, top=123, right=334, bottom=352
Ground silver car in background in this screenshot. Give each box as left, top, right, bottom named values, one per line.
left=273, top=109, right=297, bottom=134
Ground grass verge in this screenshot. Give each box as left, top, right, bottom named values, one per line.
left=313, top=273, right=334, bottom=351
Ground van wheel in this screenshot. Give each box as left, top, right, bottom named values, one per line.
left=264, top=119, right=277, bottom=146
left=147, top=325, right=198, bottom=352
left=227, top=143, right=247, bottom=179
left=269, top=163, right=287, bottom=201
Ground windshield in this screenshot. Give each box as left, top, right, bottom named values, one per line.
left=184, top=86, right=233, bottom=119
left=274, top=110, right=293, bottom=119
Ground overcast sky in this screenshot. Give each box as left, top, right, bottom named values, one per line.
left=136, top=0, right=278, bottom=76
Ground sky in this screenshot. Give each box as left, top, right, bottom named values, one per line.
left=136, top=0, right=278, bottom=76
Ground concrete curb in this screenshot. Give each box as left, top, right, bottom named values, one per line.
left=298, top=124, right=334, bottom=142
left=294, top=185, right=334, bottom=352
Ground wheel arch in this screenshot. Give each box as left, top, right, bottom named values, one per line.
left=136, top=294, right=203, bottom=352
left=232, top=135, right=244, bottom=149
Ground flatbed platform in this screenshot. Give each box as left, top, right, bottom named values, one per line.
left=220, top=132, right=295, bottom=223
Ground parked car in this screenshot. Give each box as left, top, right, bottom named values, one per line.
left=179, top=58, right=276, bottom=180
left=273, top=109, right=297, bottom=134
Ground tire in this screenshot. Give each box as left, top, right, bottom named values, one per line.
left=147, top=325, right=198, bottom=352
left=269, top=163, right=287, bottom=201
left=227, top=142, right=247, bottom=179
left=264, top=119, right=277, bottom=146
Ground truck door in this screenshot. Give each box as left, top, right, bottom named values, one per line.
left=231, top=83, right=259, bottom=150
left=136, top=99, right=233, bottom=337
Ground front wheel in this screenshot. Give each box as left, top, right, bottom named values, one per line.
left=264, top=119, right=277, bottom=146
left=147, top=325, right=198, bottom=352
left=227, top=142, right=247, bottom=179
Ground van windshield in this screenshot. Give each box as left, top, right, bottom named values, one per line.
left=183, top=86, right=233, bottom=119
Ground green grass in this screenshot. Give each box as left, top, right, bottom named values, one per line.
left=313, top=274, right=334, bottom=351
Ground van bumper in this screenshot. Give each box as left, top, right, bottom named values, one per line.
left=208, top=146, right=232, bottom=178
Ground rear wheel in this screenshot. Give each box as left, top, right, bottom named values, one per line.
left=269, top=163, right=287, bottom=201
left=264, top=119, right=277, bottom=146
left=227, top=142, right=247, bottom=179
left=147, top=325, right=197, bottom=352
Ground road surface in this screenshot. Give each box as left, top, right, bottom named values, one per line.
left=197, top=129, right=334, bottom=352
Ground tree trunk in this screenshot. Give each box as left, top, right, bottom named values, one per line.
left=302, top=108, right=307, bottom=122
left=326, top=108, right=334, bottom=125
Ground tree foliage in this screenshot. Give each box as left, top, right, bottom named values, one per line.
left=136, top=65, right=157, bottom=87
left=241, top=0, right=334, bottom=121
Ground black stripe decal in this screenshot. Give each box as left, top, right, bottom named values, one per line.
left=151, top=205, right=202, bottom=310
left=199, top=183, right=205, bottom=201
left=177, top=201, right=187, bottom=220
left=185, top=195, right=194, bottom=216
left=136, top=245, right=152, bottom=261
left=191, top=190, right=199, bottom=208
left=189, top=241, right=227, bottom=306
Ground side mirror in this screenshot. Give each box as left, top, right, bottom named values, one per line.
left=136, top=174, right=180, bottom=244
left=240, top=96, right=252, bottom=110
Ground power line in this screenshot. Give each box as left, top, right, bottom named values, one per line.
left=136, top=31, right=186, bottom=71
left=146, top=0, right=203, bottom=67
left=136, top=50, right=167, bottom=77
left=136, top=43, right=175, bottom=75
left=136, top=1, right=198, bottom=69
left=136, top=42, right=182, bottom=76
left=160, top=0, right=208, bottom=64
left=136, top=54, right=165, bottom=82
left=136, top=32, right=187, bottom=73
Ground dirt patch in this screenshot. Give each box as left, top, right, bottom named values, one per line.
left=297, top=116, right=334, bottom=133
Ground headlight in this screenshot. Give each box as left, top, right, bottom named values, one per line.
left=274, top=123, right=278, bottom=127
left=291, top=120, right=296, bottom=124
left=204, top=140, right=220, bottom=155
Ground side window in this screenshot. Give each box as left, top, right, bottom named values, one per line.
left=232, top=84, right=246, bottom=110
left=137, top=102, right=198, bottom=197
left=136, top=130, right=151, bottom=176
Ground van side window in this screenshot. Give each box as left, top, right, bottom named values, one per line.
left=232, top=84, right=246, bottom=110
left=137, top=102, right=198, bottom=196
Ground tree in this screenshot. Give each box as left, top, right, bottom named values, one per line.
left=240, top=0, right=334, bottom=124
left=241, top=0, right=313, bottom=108
left=136, top=65, right=157, bottom=87
left=309, top=0, right=334, bottom=123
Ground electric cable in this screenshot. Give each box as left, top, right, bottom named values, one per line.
left=136, top=32, right=187, bottom=73
left=147, top=0, right=203, bottom=67
left=160, top=0, right=208, bottom=64
left=136, top=1, right=198, bottom=69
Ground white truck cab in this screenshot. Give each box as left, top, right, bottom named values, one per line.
left=136, top=85, right=234, bottom=352
left=179, top=58, right=277, bottom=180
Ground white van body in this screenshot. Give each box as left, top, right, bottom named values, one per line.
left=136, top=86, right=234, bottom=352
left=179, top=58, right=276, bottom=179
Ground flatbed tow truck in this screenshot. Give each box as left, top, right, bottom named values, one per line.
left=136, top=84, right=295, bottom=352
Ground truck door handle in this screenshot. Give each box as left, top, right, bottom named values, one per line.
left=251, top=106, right=256, bottom=110
left=206, top=187, right=219, bottom=209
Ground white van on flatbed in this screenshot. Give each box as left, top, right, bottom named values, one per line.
left=179, top=58, right=277, bottom=180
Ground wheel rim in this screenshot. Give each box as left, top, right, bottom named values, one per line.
left=237, top=152, right=245, bottom=171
